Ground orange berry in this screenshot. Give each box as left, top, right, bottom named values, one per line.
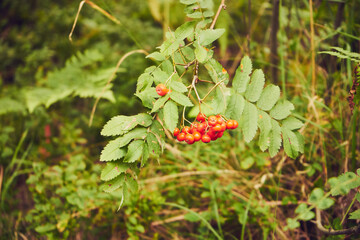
left=173, top=128, right=180, bottom=137
left=201, top=134, right=211, bottom=143
left=182, top=126, right=192, bottom=134
left=193, top=131, right=202, bottom=142
left=226, top=120, right=234, bottom=129
left=232, top=120, right=239, bottom=129
left=213, top=124, right=222, bottom=132
left=185, top=134, right=195, bottom=144
left=177, top=132, right=185, bottom=141
left=156, top=84, right=168, bottom=96
left=208, top=115, right=217, bottom=126
left=196, top=113, right=206, bottom=122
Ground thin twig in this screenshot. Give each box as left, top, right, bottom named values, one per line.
left=315, top=208, right=360, bottom=236
left=89, top=49, right=148, bottom=126
left=309, top=0, right=316, bottom=95
left=210, top=0, right=226, bottom=30
left=201, top=80, right=225, bottom=102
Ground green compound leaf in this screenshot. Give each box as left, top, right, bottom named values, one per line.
left=244, top=69, right=265, bottom=102
left=100, top=139, right=126, bottom=162
left=101, top=162, right=131, bottom=181
left=102, top=173, right=125, bottom=193
left=232, top=56, right=252, bottom=94
left=169, top=81, right=188, bottom=93
left=241, top=101, right=258, bottom=143
left=225, top=90, right=245, bottom=122
left=282, top=116, right=304, bottom=130
left=101, top=113, right=152, bottom=136
left=295, top=203, right=315, bottom=221
left=309, top=188, right=334, bottom=210
left=328, top=172, right=360, bottom=196
left=164, top=100, right=178, bottom=132
left=124, top=140, right=144, bottom=163
left=269, top=119, right=282, bottom=157
left=257, top=84, right=280, bottom=111
left=258, top=110, right=272, bottom=151
left=281, top=126, right=300, bottom=159
left=270, top=100, right=295, bottom=120
left=169, top=91, right=193, bottom=106
left=198, top=29, right=225, bottom=46
left=151, top=96, right=169, bottom=113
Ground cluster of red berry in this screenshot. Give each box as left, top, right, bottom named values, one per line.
left=173, top=113, right=238, bottom=144
left=156, top=84, right=170, bottom=96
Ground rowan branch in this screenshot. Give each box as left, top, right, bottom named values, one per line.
left=210, top=0, right=226, bottom=30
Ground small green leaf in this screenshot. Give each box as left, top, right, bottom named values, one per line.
left=210, top=86, right=228, bottom=115
left=152, top=68, right=169, bottom=85
left=194, top=40, right=208, bottom=63
left=282, top=117, right=304, bottom=130
left=257, top=84, right=280, bottom=111
left=204, top=58, right=229, bottom=85
left=232, top=56, right=252, bottom=94
left=164, top=100, right=178, bottom=132
left=146, top=52, right=165, bottom=61
left=309, top=188, right=334, bottom=210
left=180, top=0, right=198, bottom=5
left=295, top=203, right=315, bottom=221
left=244, top=69, right=265, bottom=102
left=169, top=91, right=193, bottom=106
left=35, top=224, right=56, bottom=233
left=101, top=113, right=152, bottom=136
left=151, top=96, right=169, bottom=113
left=241, top=101, right=258, bottom=142
left=118, top=128, right=148, bottom=148
left=100, top=139, right=126, bottom=162
left=258, top=110, right=272, bottom=151
left=270, top=100, right=294, bottom=120
left=269, top=119, right=282, bottom=157
left=124, top=140, right=144, bottom=163
left=101, top=162, right=130, bottom=181
left=349, top=209, right=360, bottom=220
left=281, top=126, right=300, bottom=159
left=241, top=157, right=255, bottom=170
left=286, top=218, right=300, bottom=230
left=198, top=29, right=225, bottom=45
left=135, top=87, right=158, bottom=109
left=328, top=172, right=360, bottom=196
left=170, top=81, right=188, bottom=93
left=225, top=90, right=245, bottom=121
left=125, top=174, right=139, bottom=193
left=147, top=132, right=162, bottom=157
left=102, top=174, right=125, bottom=193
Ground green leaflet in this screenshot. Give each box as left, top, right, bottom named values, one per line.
left=295, top=203, right=315, bottom=221
left=164, top=100, right=178, bottom=132
left=258, top=110, right=272, bottom=152
left=204, top=58, right=229, bottom=85
left=141, top=144, right=150, bottom=167
left=270, top=100, right=295, bottom=120
left=244, top=69, right=265, bottom=102
left=146, top=52, right=165, bottom=61
left=328, top=172, right=360, bottom=196
left=125, top=174, right=139, bottom=193
left=241, top=101, right=258, bottom=143
left=282, top=116, right=304, bottom=130
left=136, top=72, right=154, bottom=93
left=182, top=46, right=195, bottom=61
left=194, top=40, right=208, bottom=63
left=0, top=97, right=26, bottom=115
left=269, top=119, right=282, bottom=157
left=150, top=120, right=165, bottom=140
left=101, top=113, right=152, bottom=136
left=309, top=188, right=334, bottom=210
left=180, top=0, right=198, bottom=5
left=169, top=91, right=193, bottom=106
left=100, top=139, right=126, bottom=162
left=225, top=90, right=245, bottom=121
left=147, top=132, right=162, bottom=157
left=210, top=86, right=228, bottom=115
left=100, top=162, right=131, bottom=181
left=135, top=87, right=158, bottom=109
left=232, top=56, right=252, bottom=94
left=349, top=209, right=360, bottom=220
left=169, top=81, right=188, bottom=93
left=198, top=29, right=225, bottom=46
left=124, top=140, right=144, bottom=163
left=296, top=132, right=305, bottom=153
left=151, top=96, right=169, bottom=113
left=257, top=84, right=280, bottom=111
left=116, top=128, right=148, bottom=149
left=152, top=68, right=169, bottom=85
left=159, top=21, right=196, bottom=56
left=102, top=173, right=125, bottom=193
left=281, top=126, right=300, bottom=159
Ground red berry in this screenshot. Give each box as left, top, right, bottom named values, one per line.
left=216, top=116, right=224, bottom=124
left=182, top=126, right=192, bottom=134
left=185, top=134, right=195, bottom=144
left=213, top=124, right=222, bottom=132
left=208, top=115, right=217, bottom=126
left=196, top=113, right=206, bottom=122
left=220, top=122, right=227, bottom=132
left=207, top=129, right=218, bottom=140
left=156, top=84, right=169, bottom=96
left=197, top=123, right=207, bottom=134
left=173, top=128, right=180, bottom=137
left=191, top=122, right=199, bottom=132
left=226, top=120, right=234, bottom=129
left=232, top=120, right=239, bottom=129
left=177, top=132, right=185, bottom=141
left=193, top=131, right=202, bottom=141
left=201, top=134, right=211, bottom=143
left=217, top=131, right=224, bottom=138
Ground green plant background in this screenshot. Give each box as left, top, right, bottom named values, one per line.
left=1, top=0, right=360, bottom=239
